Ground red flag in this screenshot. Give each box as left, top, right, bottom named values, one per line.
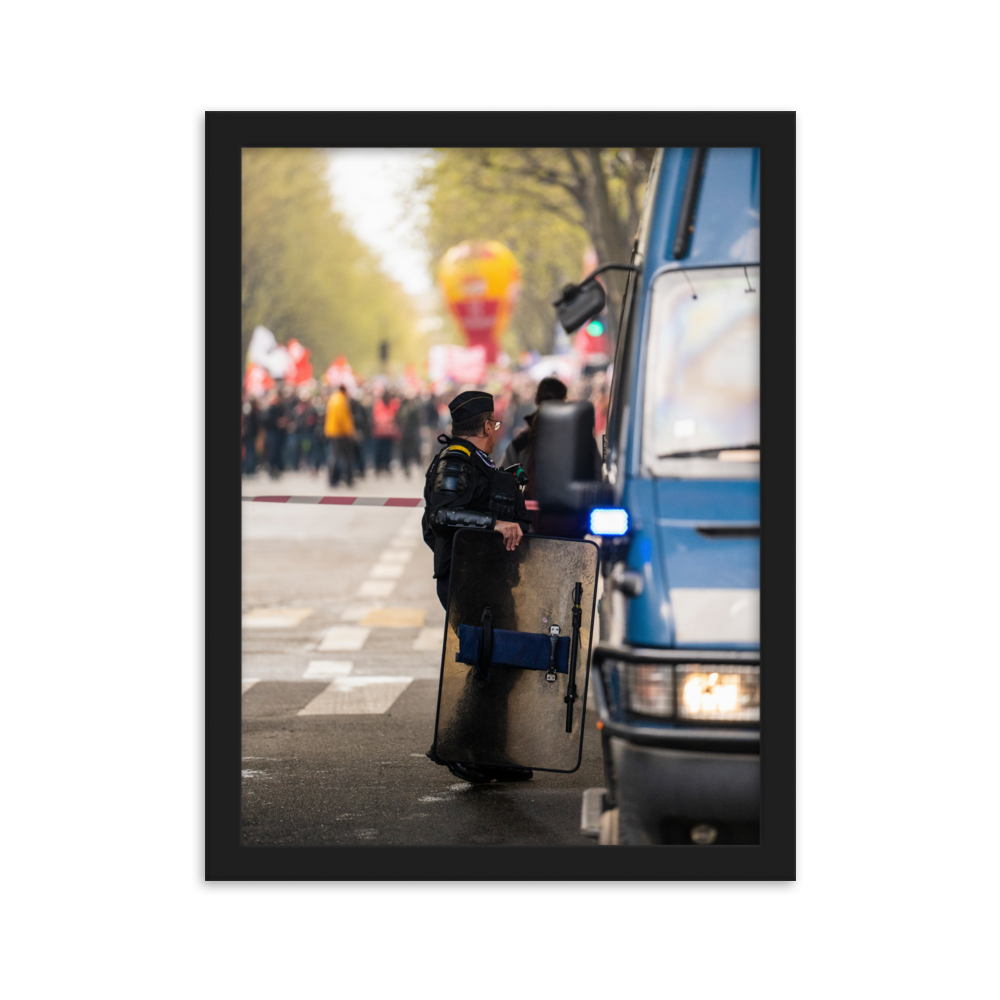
left=285, top=339, right=313, bottom=385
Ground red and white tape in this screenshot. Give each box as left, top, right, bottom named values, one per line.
left=242, top=495, right=541, bottom=510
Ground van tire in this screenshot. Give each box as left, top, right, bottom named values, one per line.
left=598, top=808, right=620, bottom=845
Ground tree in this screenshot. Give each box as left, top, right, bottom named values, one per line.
left=242, top=148, right=421, bottom=376
left=416, top=148, right=654, bottom=349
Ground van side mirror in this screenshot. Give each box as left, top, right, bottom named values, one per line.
left=534, top=401, right=612, bottom=514
left=553, top=278, right=606, bottom=334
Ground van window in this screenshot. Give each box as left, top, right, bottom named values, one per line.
left=642, top=266, right=759, bottom=478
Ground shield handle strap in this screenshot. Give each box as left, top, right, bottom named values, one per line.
left=545, top=624, right=560, bottom=682
left=564, top=582, right=583, bottom=732
left=477, top=607, right=493, bottom=681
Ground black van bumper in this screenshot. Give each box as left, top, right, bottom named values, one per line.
left=591, top=643, right=760, bottom=844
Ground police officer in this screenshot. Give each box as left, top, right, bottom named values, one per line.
left=422, top=390, right=530, bottom=611
left=422, top=390, right=533, bottom=784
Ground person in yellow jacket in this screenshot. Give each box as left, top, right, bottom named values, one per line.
left=324, top=385, right=356, bottom=487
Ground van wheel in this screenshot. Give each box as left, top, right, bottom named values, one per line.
left=598, top=808, right=620, bottom=845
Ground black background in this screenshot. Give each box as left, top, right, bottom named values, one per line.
left=207, top=111, right=795, bottom=881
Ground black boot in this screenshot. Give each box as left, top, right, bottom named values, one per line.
left=427, top=747, right=491, bottom=784
left=444, top=761, right=493, bottom=784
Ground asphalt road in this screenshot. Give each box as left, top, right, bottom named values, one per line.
left=241, top=465, right=604, bottom=846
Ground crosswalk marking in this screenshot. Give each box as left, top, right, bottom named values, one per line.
left=242, top=607, right=313, bottom=628
left=359, top=580, right=396, bottom=598
left=242, top=678, right=261, bottom=693
left=413, top=627, right=443, bottom=651
left=303, top=660, right=353, bottom=679
left=318, top=626, right=370, bottom=651
left=368, top=563, right=405, bottom=579
left=297, top=676, right=413, bottom=715
left=360, top=607, right=426, bottom=628
left=378, top=548, right=415, bottom=563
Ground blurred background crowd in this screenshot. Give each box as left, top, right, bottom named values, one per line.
left=241, top=369, right=610, bottom=485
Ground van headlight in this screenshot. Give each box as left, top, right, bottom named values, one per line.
left=676, top=665, right=759, bottom=722
left=623, top=664, right=675, bottom=716
left=617, top=662, right=759, bottom=723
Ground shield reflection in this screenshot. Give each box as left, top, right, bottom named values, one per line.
left=432, top=529, right=599, bottom=772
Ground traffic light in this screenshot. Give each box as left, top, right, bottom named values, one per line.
left=585, top=318, right=605, bottom=338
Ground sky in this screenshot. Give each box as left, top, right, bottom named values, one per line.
left=325, top=148, right=436, bottom=297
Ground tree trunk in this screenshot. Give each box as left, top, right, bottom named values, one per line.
left=559, top=149, right=636, bottom=342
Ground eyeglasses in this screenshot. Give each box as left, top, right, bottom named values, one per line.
left=491, top=420, right=502, bottom=431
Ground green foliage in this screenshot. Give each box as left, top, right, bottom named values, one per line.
left=241, top=148, right=420, bottom=376
left=415, top=148, right=653, bottom=352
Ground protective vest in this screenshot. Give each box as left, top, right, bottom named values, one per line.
left=421, top=437, right=528, bottom=579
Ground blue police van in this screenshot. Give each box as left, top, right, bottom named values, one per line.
left=538, top=147, right=760, bottom=845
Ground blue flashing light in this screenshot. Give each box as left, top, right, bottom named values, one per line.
left=589, top=508, right=629, bottom=536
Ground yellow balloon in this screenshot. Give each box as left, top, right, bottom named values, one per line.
left=438, top=240, right=521, bottom=363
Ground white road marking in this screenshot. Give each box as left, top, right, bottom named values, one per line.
left=318, top=626, right=371, bottom=651
left=303, top=660, right=354, bottom=679
left=368, top=563, right=405, bottom=579
left=359, top=580, right=396, bottom=598
left=413, top=627, right=443, bottom=651
left=378, top=548, right=414, bottom=563
left=242, top=607, right=313, bottom=628
left=297, top=676, right=413, bottom=715
left=242, top=678, right=260, bottom=693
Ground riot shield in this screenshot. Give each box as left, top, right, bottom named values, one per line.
left=432, top=528, right=600, bottom=772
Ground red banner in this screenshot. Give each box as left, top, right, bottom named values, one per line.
left=284, top=339, right=313, bottom=384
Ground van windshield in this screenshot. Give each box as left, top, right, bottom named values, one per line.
left=643, top=266, right=759, bottom=478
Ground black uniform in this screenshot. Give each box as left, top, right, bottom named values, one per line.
left=421, top=436, right=530, bottom=610
left=422, top=433, right=534, bottom=783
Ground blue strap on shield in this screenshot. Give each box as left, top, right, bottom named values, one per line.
left=456, top=624, right=571, bottom=673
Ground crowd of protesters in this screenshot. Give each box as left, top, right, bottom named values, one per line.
left=241, top=368, right=611, bottom=486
